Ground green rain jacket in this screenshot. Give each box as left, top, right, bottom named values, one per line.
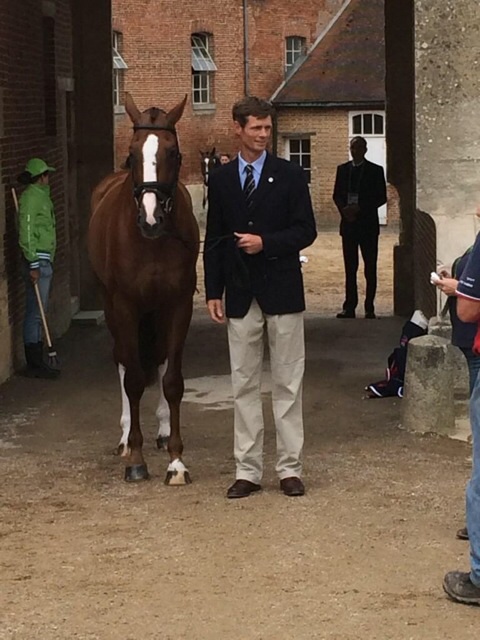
left=18, top=183, right=56, bottom=269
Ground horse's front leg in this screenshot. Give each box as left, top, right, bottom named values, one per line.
left=163, top=357, right=190, bottom=486
left=163, top=309, right=192, bottom=486
left=112, top=305, right=149, bottom=482
left=121, top=358, right=149, bottom=482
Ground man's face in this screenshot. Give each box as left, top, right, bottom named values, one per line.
left=234, top=115, right=272, bottom=156
left=350, top=139, right=367, bottom=164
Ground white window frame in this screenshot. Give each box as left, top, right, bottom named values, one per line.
left=191, top=33, right=217, bottom=107
left=349, top=111, right=385, bottom=137
left=113, top=31, right=128, bottom=109
left=285, top=137, right=311, bottom=184
left=285, top=36, right=306, bottom=74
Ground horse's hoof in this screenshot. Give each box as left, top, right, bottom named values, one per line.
left=164, top=469, right=192, bottom=486
left=156, top=436, right=169, bottom=451
left=125, top=464, right=150, bottom=482
left=114, top=443, right=124, bottom=456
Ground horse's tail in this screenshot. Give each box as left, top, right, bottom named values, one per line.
left=138, top=312, right=158, bottom=387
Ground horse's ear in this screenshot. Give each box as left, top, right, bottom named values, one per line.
left=166, top=95, right=188, bottom=126
left=125, top=93, right=142, bottom=124
left=211, top=147, right=216, bottom=156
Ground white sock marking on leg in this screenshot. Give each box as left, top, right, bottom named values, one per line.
left=156, top=360, right=170, bottom=440
left=118, top=363, right=130, bottom=448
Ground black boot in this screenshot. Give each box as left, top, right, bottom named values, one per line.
left=24, top=343, right=60, bottom=379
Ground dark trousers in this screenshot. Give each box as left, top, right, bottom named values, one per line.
left=341, top=233, right=378, bottom=313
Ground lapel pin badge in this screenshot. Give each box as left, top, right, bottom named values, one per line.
left=268, top=177, right=274, bottom=183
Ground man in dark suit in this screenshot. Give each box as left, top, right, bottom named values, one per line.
left=333, top=136, right=387, bottom=319
left=204, top=96, right=317, bottom=499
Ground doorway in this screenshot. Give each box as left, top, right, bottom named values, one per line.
left=349, top=111, right=387, bottom=225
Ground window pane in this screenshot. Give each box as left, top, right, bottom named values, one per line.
left=304, top=169, right=311, bottom=183
left=374, top=114, right=384, bottom=135
left=285, top=36, right=305, bottom=71
left=290, top=139, right=300, bottom=153
left=363, top=113, right=373, bottom=134
left=301, top=139, right=310, bottom=153
left=302, top=156, right=311, bottom=169
left=192, top=71, right=211, bottom=104
left=352, top=115, right=362, bottom=135
left=191, top=34, right=217, bottom=72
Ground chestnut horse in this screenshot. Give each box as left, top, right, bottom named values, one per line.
left=88, top=94, right=199, bottom=484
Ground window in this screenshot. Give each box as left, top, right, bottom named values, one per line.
left=191, top=33, right=217, bottom=107
left=286, top=138, right=311, bottom=183
left=351, top=112, right=385, bottom=136
left=285, top=36, right=306, bottom=75
left=113, top=31, right=128, bottom=109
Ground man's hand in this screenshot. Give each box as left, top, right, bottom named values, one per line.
left=234, top=233, right=263, bottom=255
left=435, top=276, right=458, bottom=296
left=207, top=299, right=225, bottom=324
left=29, top=269, right=40, bottom=284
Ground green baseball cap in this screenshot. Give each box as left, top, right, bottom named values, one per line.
left=25, top=158, right=56, bottom=178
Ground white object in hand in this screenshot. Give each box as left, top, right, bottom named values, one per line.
left=430, top=271, right=442, bottom=284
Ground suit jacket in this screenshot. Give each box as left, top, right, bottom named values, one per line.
left=333, top=159, right=387, bottom=238
left=204, top=152, right=317, bottom=318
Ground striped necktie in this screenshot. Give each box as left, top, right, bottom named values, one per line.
left=243, top=164, right=256, bottom=208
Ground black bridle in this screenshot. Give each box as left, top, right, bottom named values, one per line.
left=131, top=123, right=182, bottom=206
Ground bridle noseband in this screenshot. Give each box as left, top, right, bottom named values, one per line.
left=131, top=123, right=182, bottom=209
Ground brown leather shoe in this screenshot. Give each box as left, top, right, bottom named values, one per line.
left=280, top=476, right=305, bottom=496
left=227, top=479, right=261, bottom=499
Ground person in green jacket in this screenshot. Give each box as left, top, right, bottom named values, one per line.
left=18, top=157, right=59, bottom=379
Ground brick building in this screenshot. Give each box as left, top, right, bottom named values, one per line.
left=112, top=0, right=345, bottom=214
left=1, top=0, right=474, bottom=385
left=272, top=0, right=397, bottom=228
left=0, top=0, right=114, bottom=383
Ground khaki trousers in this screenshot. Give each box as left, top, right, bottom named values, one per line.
left=227, top=299, right=305, bottom=483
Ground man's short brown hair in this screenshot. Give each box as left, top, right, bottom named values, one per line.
left=232, top=96, right=275, bottom=127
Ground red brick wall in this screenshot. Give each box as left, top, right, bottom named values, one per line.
left=0, top=0, right=73, bottom=368
left=112, top=0, right=341, bottom=184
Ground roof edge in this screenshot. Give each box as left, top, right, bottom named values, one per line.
left=270, top=0, right=352, bottom=102
left=274, top=101, right=386, bottom=109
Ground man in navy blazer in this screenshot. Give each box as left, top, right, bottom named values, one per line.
left=333, top=136, right=387, bottom=319
left=204, top=96, right=317, bottom=499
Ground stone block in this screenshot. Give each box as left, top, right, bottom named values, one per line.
left=402, top=334, right=455, bottom=435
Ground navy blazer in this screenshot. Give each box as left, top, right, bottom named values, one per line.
left=333, top=159, right=387, bottom=238
left=204, top=153, right=317, bottom=318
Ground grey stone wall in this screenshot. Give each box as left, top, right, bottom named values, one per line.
left=415, top=2, right=480, bottom=279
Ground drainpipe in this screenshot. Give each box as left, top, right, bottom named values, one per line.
left=243, top=0, right=249, bottom=96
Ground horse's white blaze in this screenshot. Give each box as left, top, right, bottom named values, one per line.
left=118, top=363, right=131, bottom=450
left=156, top=360, right=171, bottom=440
left=142, top=134, right=159, bottom=226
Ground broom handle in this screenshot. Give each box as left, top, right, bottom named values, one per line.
left=11, top=187, right=53, bottom=350
left=33, top=281, right=53, bottom=349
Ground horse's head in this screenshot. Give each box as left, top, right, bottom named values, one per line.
left=125, top=93, right=186, bottom=239
left=199, top=147, right=221, bottom=186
